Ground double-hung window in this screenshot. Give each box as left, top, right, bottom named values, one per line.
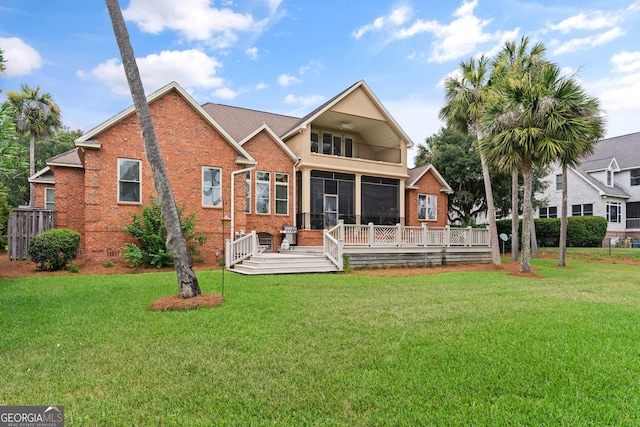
left=245, top=171, right=251, bottom=213
left=45, top=188, right=55, bottom=210
left=572, top=204, right=593, bottom=216
left=631, top=169, right=640, bottom=186
left=607, top=201, right=621, bottom=223
left=418, top=194, right=437, bottom=221
left=555, top=174, right=563, bottom=191
left=275, top=173, right=288, bottom=215
left=202, top=167, right=222, bottom=207
left=539, top=206, right=557, bottom=218
left=256, top=171, right=270, bottom=214
left=118, top=158, right=141, bottom=203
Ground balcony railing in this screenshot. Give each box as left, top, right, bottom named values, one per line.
left=313, top=141, right=402, bottom=163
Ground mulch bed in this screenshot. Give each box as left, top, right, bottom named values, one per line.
left=148, top=293, right=225, bottom=311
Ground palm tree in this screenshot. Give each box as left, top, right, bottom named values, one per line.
left=5, top=85, right=61, bottom=207
left=490, top=36, right=547, bottom=262
left=439, top=56, right=501, bottom=267
left=553, top=81, right=605, bottom=266
left=105, top=0, right=202, bottom=299
left=482, top=61, right=604, bottom=273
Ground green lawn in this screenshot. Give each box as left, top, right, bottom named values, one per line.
left=1, top=259, right=640, bottom=426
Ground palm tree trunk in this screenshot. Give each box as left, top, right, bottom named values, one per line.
left=105, top=0, right=201, bottom=298
left=520, top=156, right=533, bottom=273
left=29, top=131, right=36, bottom=207
left=530, top=214, right=538, bottom=259
left=511, top=170, right=519, bottom=261
left=559, top=165, right=568, bottom=266
left=480, top=152, right=502, bottom=267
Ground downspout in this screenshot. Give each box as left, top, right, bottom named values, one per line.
left=231, top=165, right=256, bottom=241
left=293, top=157, right=300, bottom=228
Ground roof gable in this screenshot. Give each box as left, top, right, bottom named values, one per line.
left=201, top=103, right=300, bottom=141
left=407, top=164, right=453, bottom=194
left=239, top=124, right=299, bottom=162
left=75, top=81, right=255, bottom=164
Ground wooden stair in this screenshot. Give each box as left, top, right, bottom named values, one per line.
left=230, top=247, right=339, bottom=275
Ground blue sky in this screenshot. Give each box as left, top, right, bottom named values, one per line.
left=2, top=0, right=640, bottom=165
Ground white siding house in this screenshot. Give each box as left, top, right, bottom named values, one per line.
left=536, top=132, right=640, bottom=243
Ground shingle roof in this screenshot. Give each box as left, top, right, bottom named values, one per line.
left=200, top=103, right=301, bottom=141
left=580, top=131, right=640, bottom=171
left=46, top=148, right=83, bottom=167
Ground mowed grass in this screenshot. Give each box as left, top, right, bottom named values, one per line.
left=1, top=259, right=640, bottom=426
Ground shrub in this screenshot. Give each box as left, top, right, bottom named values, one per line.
left=0, top=194, right=11, bottom=249
left=122, top=197, right=207, bottom=268
left=496, top=216, right=607, bottom=249
left=28, top=228, right=81, bottom=271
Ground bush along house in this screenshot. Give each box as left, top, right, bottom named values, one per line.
left=30, top=80, right=491, bottom=273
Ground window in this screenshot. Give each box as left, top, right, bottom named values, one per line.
left=275, top=173, right=288, bottom=215
left=256, top=171, right=270, bottom=214
left=631, top=169, right=640, bottom=186
left=606, top=169, right=613, bottom=187
left=118, top=158, right=141, bottom=203
left=245, top=170, right=251, bottom=213
left=418, top=194, right=437, bottom=221
left=555, top=174, right=563, bottom=191
left=45, top=188, right=55, bottom=210
left=202, top=167, right=222, bottom=207
left=607, top=201, right=621, bottom=223
left=311, top=130, right=355, bottom=158
left=539, top=206, right=557, bottom=218
left=572, top=204, right=593, bottom=216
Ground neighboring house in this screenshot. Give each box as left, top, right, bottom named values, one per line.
left=29, top=80, right=452, bottom=261
left=535, top=132, right=640, bottom=243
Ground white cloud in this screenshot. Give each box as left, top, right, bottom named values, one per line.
left=284, top=94, right=324, bottom=106
left=122, top=0, right=267, bottom=48
left=298, top=60, right=324, bottom=75
left=0, top=37, right=42, bottom=77
left=352, top=5, right=412, bottom=39
left=393, top=0, right=518, bottom=64
left=213, top=87, right=238, bottom=100
left=278, top=73, right=302, bottom=86
left=611, top=51, right=640, bottom=73
left=255, top=82, right=268, bottom=90
left=245, top=47, right=259, bottom=60
left=551, top=27, right=624, bottom=55
left=547, top=11, right=620, bottom=33
left=77, top=49, right=226, bottom=96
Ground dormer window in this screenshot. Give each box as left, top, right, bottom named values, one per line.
left=606, top=169, right=613, bottom=187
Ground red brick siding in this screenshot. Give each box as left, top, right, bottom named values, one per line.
left=79, top=89, right=252, bottom=261
left=242, top=130, right=296, bottom=248
left=405, top=170, right=448, bottom=227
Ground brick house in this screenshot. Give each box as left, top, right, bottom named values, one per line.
left=30, top=80, right=452, bottom=262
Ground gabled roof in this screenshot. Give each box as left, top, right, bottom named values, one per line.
left=238, top=124, right=299, bottom=162
left=580, top=131, right=640, bottom=172
left=28, top=166, right=55, bottom=184
left=75, top=81, right=255, bottom=165
left=46, top=148, right=83, bottom=168
left=571, top=167, right=630, bottom=199
left=200, top=103, right=300, bottom=142
left=406, top=164, right=453, bottom=194
left=280, top=80, right=415, bottom=147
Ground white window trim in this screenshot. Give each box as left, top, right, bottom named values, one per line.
left=245, top=170, right=251, bottom=214
left=202, top=166, right=222, bottom=208
left=606, top=201, right=621, bottom=223
left=44, top=187, right=55, bottom=210
left=117, top=158, right=142, bottom=204
left=606, top=169, right=614, bottom=187
left=418, top=194, right=437, bottom=221
left=256, top=171, right=271, bottom=215
left=555, top=174, right=563, bottom=191
left=275, top=172, right=289, bottom=215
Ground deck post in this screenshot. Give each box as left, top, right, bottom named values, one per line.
left=368, top=222, right=374, bottom=247
left=445, top=225, right=451, bottom=247
left=466, top=226, right=472, bottom=247
left=250, top=230, right=258, bottom=255
left=421, top=223, right=428, bottom=246
left=396, top=223, right=402, bottom=246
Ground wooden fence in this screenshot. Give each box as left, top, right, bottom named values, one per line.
left=7, top=209, right=56, bottom=260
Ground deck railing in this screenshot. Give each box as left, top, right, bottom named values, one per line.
left=323, top=223, right=343, bottom=270
left=331, top=222, right=490, bottom=247
left=226, top=231, right=258, bottom=268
